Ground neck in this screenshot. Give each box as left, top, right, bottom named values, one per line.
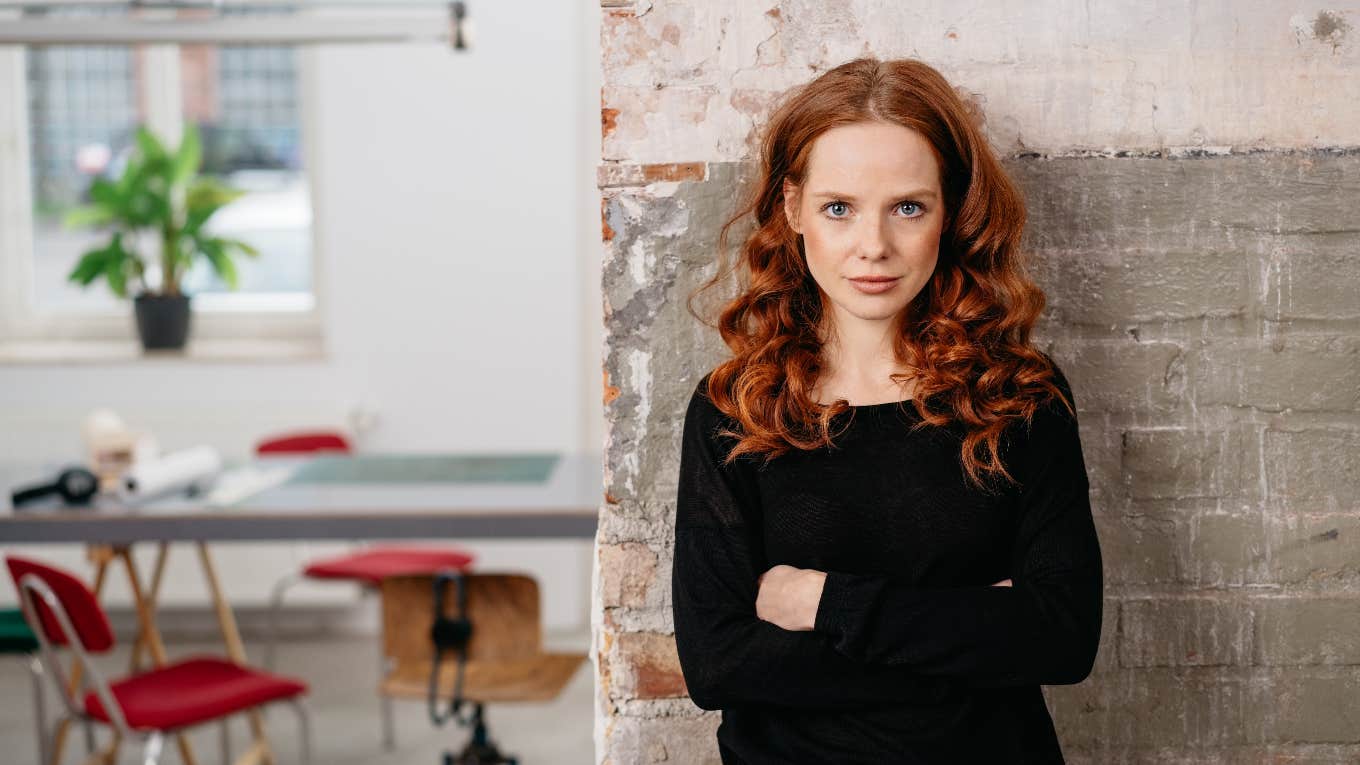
left=817, top=312, right=906, bottom=387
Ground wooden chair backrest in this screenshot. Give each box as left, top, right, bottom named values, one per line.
left=380, top=572, right=541, bottom=665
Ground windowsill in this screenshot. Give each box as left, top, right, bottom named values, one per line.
left=0, top=336, right=325, bottom=365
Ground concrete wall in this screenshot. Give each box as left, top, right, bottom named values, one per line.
left=593, top=2, right=1360, bottom=763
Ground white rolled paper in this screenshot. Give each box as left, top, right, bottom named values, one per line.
left=119, top=445, right=223, bottom=503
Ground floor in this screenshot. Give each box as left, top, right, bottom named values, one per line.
left=0, top=629, right=595, bottom=765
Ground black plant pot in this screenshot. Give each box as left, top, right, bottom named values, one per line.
left=133, top=293, right=192, bottom=350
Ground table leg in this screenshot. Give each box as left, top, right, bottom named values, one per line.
left=128, top=541, right=170, bottom=673
left=117, top=547, right=199, bottom=765
left=195, top=542, right=275, bottom=765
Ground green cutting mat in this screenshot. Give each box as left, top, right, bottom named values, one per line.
left=285, top=453, right=560, bottom=485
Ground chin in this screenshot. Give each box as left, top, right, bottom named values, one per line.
left=839, top=298, right=911, bottom=321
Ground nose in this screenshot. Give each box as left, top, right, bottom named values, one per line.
left=856, top=214, right=890, bottom=260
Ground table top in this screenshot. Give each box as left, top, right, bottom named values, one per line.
left=0, top=451, right=604, bottom=543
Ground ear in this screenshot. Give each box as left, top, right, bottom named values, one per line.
left=782, top=178, right=801, bottom=234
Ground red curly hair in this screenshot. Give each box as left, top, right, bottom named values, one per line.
left=687, top=56, right=1073, bottom=492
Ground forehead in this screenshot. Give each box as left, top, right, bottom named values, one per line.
left=803, top=121, right=941, bottom=193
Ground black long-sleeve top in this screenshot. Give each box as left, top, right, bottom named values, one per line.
left=671, top=363, right=1104, bottom=764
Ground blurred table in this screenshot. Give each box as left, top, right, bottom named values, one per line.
left=0, top=451, right=603, bottom=765
left=0, top=451, right=603, bottom=543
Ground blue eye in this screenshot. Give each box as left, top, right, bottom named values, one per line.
left=820, top=200, right=926, bottom=220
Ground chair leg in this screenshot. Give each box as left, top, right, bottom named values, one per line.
left=378, top=637, right=396, bottom=751
left=141, top=731, right=164, bottom=765
left=218, top=717, right=231, bottom=765
left=288, top=699, right=313, bottom=765
left=29, top=656, right=48, bottom=765
left=265, top=572, right=303, bottom=671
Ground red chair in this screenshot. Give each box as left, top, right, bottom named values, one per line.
left=6, top=555, right=311, bottom=765
left=256, top=428, right=476, bottom=751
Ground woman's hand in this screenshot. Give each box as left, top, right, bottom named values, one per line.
left=756, top=564, right=826, bottom=632
left=756, top=568, right=1012, bottom=631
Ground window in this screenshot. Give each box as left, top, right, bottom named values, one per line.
left=0, top=4, right=321, bottom=356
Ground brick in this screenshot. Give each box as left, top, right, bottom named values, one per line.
left=1031, top=248, right=1251, bottom=326
left=1191, top=337, right=1360, bottom=413
left=1120, top=597, right=1252, bottom=667
left=1093, top=512, right=1180, bottom=585
left=598, top=162, right=708, bottom=188
left=1045, top=668, right=1256, bottom=748
left=1263, top=429, right=1360, bottom=502
left=1266, top=514, right=1360, bottom=584
left=1180, top=512, right=1269, bottom=587
left=607, top=714, right=721, bottom=765
left=1264, top=233, right=1360, bottom=321
left=609, top=631, right=687, bottom=700
left=1121, top=427, right=1252, bottom=500
left=1049, top=342, right=1186, bottom=414
left=1018, top=155, right=1360, bottom=255
left=1253, top=598, right=1360, bottom=665
left=599, top=542, right=660, bottom=608
left=1263, top=669, right=1360, bottom=743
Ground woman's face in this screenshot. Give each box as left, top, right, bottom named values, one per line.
left=783, top=120, right=946, bottom=333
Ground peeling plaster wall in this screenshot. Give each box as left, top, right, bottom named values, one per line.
left=594, top=3, right=1360, bottom=763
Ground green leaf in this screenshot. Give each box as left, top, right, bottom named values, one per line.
left=102, top=234, right=130, bottom=298
left=217, top=236, right=261, bottom=258
left=67, top=245, right=110, bottom=286
left=63, top=204, right=115, bottom=229
left=184, top=178, right=245, bottom=236
left=89, top=176, right=123, bottom=209
left=201, top=239, right=239, bottom=289
left=171, top=123, right=202, bottom=189
left=135, top=125, right=167, bottom=165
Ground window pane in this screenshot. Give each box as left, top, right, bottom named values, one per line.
left=26, top=6, right=139, bottom=311
left=179, top=6, right=313, bottom=301
left=24, top=5, right=313, bottom=313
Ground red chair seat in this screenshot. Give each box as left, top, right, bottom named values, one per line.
left=302, top=547, right=475, bottom=586
left=85, top=657, right=307, bottom=731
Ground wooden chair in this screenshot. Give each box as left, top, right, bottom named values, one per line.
left=256, top=427, right=476, bottom=750
left=379, top=571, right=585, bottom=765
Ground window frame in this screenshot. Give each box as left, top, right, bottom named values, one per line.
left=0, top=31, right=326, bottom=357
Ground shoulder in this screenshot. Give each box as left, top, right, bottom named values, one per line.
left=684, top=371, right=737, bottom=443
left=683, top=369, right=757, bottom=462
left=1024, top=351, right=1078, bottom=427
left=1002, top=353, right=1081, bottom=462
left=685, top=371, right=721, bottom=424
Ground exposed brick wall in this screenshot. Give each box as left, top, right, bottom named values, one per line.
left=593, top=3, right=1360, bottom=763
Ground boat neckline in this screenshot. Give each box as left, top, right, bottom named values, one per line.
left=827, top=397, right=916, bottom=410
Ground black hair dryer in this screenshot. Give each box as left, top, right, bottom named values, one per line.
left=11, top=467, right=99, bottom=509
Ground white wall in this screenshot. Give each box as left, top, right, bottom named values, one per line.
left=0, top=0, right=604, bottom=632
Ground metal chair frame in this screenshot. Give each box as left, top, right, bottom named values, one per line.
left=16, top=572, right=313, bottom=765
left=265, top=569, right=398, bottom=750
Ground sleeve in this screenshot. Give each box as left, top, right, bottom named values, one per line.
left=671, top=374, right=965, bottom=711
left=810, top=364, right=1104, bottom=688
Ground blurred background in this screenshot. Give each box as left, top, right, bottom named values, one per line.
left=0, top=1, right=603, bottom=763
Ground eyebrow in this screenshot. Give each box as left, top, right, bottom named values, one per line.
left=810, top=189, right=940, bottom=201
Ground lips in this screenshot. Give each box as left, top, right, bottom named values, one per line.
left=847, top=276, right=901, bottom=294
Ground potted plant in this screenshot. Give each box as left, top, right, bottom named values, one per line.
left=64, top=123, right=260, bottom=350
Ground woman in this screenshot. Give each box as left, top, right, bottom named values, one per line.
left=672, top=56, right=1104, bottom=764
